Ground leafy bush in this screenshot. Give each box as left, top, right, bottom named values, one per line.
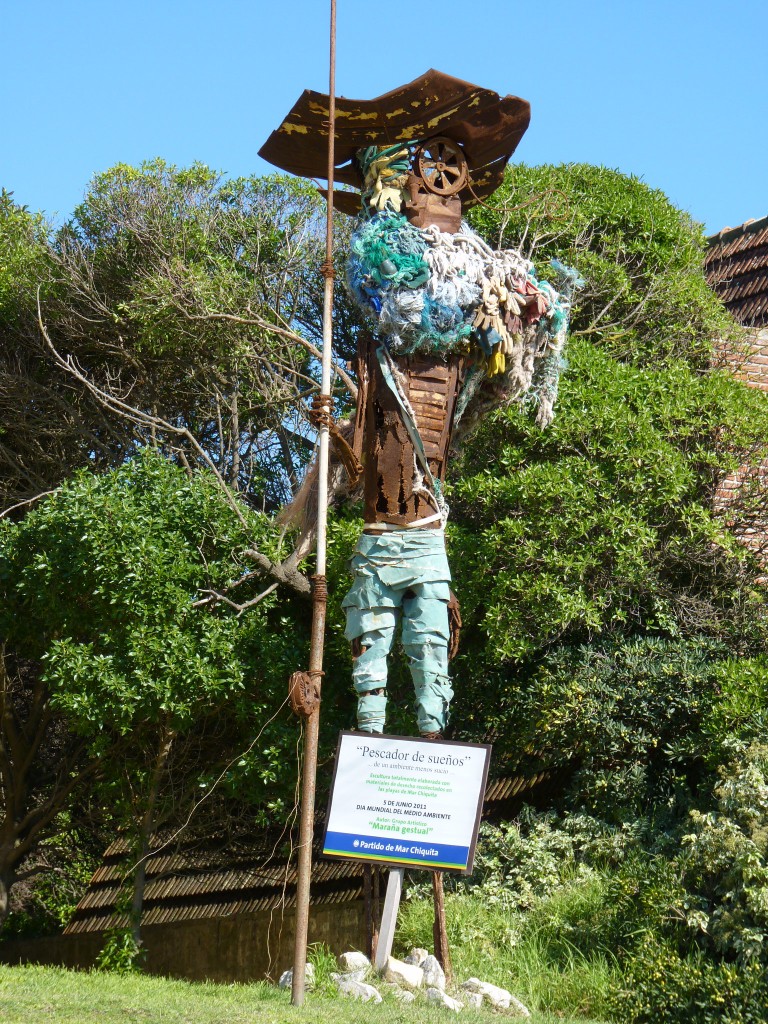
left=401, top=768, right=768, bottom=1020
left=0, top=450, right=319, bottom=928
left=468, top=163, right=733, bottom=367
left=449, top=340, right=768, bottom=668
left=678, top=742, right=768, bottom=962
left=95, top=928, right=146, bottom=974
left=704, top=657, right=768, bottom=752
left=608, top=937, right=768, bottom=1024
left=451, top=635, right=726, bottom=826
left=445, top=812, right=641, bottom=911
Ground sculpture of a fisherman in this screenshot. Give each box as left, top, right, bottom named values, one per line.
left=260, top=71, right=580, bottom=739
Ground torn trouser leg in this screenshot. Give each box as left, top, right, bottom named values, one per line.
left=342, top=530, right=452, bottom=735
left=348, top=613, right=399, bottom=733
left=402, top=584, right=453, bottom=735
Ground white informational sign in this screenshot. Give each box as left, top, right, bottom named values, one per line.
left=322, top=732, right=491, bottom=873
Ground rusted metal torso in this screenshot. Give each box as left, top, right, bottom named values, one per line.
left=355, top=347, right=463, bottom=526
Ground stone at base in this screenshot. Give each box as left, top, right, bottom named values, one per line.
left=421, top=954, right=446, bottom=991
left=507, top=994, right=532, bottom=1017
left=337, top=951, right=371, bottom=974
left=464, top=991, right=484, bottom=1008
left=337, top=968, right=369, bottom=984
left=391, top=987, right=416, bottom=1003
left=426, top=987, right=464, bottom=1011
left=461, top=978, right=530, bottom=1016
left=384, top=956, right=424, bottom=991
left=404, top=947, right=429, bottom=966
left=278, top=963, right=315, bottom=990
left=333, top=974, right=382, bottom=1003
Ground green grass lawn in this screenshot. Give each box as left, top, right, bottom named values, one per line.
left=0, top=965, right=609, bottom=1024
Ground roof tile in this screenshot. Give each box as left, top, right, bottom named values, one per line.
left=707, top=215, right=768, bottom=327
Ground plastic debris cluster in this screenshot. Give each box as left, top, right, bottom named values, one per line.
left=346, top=208, right=582, bottom=428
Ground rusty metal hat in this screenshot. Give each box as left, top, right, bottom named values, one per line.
left=258, top=69, right=530, bottom=215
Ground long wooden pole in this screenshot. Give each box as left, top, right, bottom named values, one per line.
left=432, top=871, right=453, bottom=984
left=290, top=0, right=337, bottom=1008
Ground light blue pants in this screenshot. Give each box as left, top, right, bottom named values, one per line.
left=342, top=530, right=453, bottom=735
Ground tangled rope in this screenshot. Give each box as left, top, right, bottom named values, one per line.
left=346, top=210, right=581, bottom=424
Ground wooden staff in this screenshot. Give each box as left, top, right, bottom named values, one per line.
left=290, top=0, right=337, bottom=1007
left=432, top=871, right=453, bottom=984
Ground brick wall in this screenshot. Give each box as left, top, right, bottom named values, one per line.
left=0, top=899, right=367, bottom=982
left=714, top=328, right=768, bottom=570
left=714, top=327, right=768, bottom=390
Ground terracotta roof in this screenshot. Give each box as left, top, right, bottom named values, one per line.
left=64, top=828, right=366, bottom=935
left=706, top=214, right=768, bottom=327
left=64, top=770, right=563, bottom=934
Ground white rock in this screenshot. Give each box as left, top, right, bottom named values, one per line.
left=426, top=987, right=464, bottom=1012
left=384, top=956, right=424, bottom=991
left=338, top=950, right=371, bottom=973
left=392, top=988, right=416, bottom=1003
left=421, top=954, right=446, bottom=992
left=404, top=947, right=429, bottom=966
left=336, top=968, right=369, bottom=984
left=333, top=974, right=382, bottom=1003
left=461, top=978, right=530, bottom=1016
left=507, top=994, right=532, bottom=1017
left=278, top=963, right=315, bottom=989
left=464, top=991, right=484, bottom=1009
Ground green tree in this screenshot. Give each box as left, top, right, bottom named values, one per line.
left=0, top=162, right=358, bottom=518
left=0, top=451, right=308, bottom=930
left=468, top=163, right=734, bottom=366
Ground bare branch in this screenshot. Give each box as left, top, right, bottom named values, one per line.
left=179, top=306, right=358, bottom=401
left=0, top=491, right=57, bottom=520
left=242, top=549, right=311, bottom=596
left=37, top=299, right=314, bottom=597
left=191, top=581, right=280, bottom=614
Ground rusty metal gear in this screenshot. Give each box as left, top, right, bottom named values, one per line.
left=289, top=670, right=320, bottom=717
left=416, top=137, right=468, bottom=197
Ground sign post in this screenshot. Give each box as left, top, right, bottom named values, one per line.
left=374, top=866, right=404, bottom=971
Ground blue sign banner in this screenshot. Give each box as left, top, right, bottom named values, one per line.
left=324, top=830, right=470, bottom=870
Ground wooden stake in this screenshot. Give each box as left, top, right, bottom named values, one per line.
left=290, top=0, right=336, bottom=1008
left=363, top=865, right=373, bottom=960
left=374, top=867, right=404, bottom=972
left=372, top=865, right=381, bottom=963
left=432, top=871, right=453, bottom=984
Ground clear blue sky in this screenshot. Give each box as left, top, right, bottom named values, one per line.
left=2, top=0, right=766, bottom=236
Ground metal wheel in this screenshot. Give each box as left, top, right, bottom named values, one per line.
left=416, top=137, right=468, bottom=196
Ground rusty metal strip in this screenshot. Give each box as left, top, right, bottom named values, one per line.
left=259, top=69, right=530, bottom=213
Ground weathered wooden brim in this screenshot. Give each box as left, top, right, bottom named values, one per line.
left=258, top=69, right=530, bottom=211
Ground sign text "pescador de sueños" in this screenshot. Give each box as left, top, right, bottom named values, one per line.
left=322, top=733, right=491, bottom=872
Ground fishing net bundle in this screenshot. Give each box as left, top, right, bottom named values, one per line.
left=345, top=208, right=582, bottom=428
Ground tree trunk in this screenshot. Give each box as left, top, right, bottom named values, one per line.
left=129, top=725, right=175, bottom=949
left=230, top=386, right=240, bottom=488
left=0, top=872, right=10, bottom=925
